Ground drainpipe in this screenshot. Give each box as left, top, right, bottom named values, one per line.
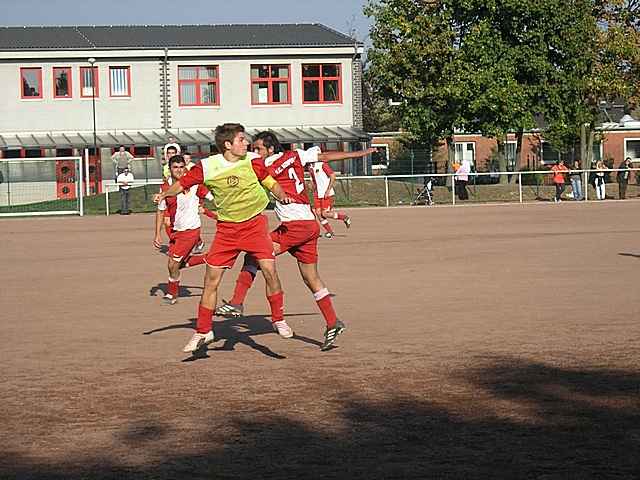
left=162, top=48, right=169, bottom=130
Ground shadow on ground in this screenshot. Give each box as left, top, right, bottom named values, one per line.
left=1, top=356, right=638, bottom=479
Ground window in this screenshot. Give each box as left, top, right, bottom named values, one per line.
left=371, top=144, right=390, bottom=166
left=109, top=66, right=131, bottom=97
left=454, top=142, right=475, bottom=167
left=625, top=139, right=640, bottom=162
left=80, top=67, right=99, bottom=98
left=53, top=67, right=72, bottom=98
left=302, top=64, right=342, bottom=103
left=178, top=66, right=219, bottom=106
left=506, top=141, right=517, bottom=171
left=251, top=65, right=290, bottom=104
left=20, top=67, right=42, bottom=99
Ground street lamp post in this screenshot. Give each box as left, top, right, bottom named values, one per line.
left=88, top=57, right=98, bottom=195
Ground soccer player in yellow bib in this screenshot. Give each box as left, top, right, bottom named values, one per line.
left=155, top=123, right=294, bottom=353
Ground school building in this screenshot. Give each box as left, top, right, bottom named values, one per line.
left=0, top=24, right=369, bottom=198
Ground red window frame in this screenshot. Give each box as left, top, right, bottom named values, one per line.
left=250, top=64, right=291, bottom=105
left=80, top=66, right=99, bottom=98
left=302, top=64, right=342, bottom=104
left=109, top=66, right=131, bottom=97
left=20, top=67, right=43, bottom=99
left=178, top=65, right=220, bottom=106
left=53, top=67, right=73, bottom=99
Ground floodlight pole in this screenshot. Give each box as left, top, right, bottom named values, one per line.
left=88, top=57, right=98, bottom=195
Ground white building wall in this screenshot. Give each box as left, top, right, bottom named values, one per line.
left=0, top=60, right=162, bottom=132
left=0, top=49, right=356, bottom=135
left=170, top=57, right=354, bottom=129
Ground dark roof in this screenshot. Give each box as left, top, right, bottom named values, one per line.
left=0, top=24, right=360, bottom=51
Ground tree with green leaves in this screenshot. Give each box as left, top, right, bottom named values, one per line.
left=365, top=0, right=640, bottom=174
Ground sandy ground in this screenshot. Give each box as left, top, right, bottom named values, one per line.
left=1, top=201, right=639, bottom=479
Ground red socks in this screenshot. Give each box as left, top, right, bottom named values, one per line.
left=335, top=212, right=347, bottom=221
left=230, top=270, right=255, bottom=305
left=320, top=219, right=334, bottom=234
left=314, top=288, right=337, bottom=328
left=267, top=291, right=284, bottom=323
left=167, top=277, right=179, bottom=297
left=196, top=304, right=214, bottom=333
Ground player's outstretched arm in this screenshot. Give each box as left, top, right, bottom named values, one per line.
left=318, top=147, right=377, bottom=163
left=153, top=181, right=184, bottom=204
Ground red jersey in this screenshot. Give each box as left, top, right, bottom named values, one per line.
left=263, top=148, right=320, bottom=222
left=308, top=161, right=335, bottom=198
left=159, top=181, right=212, bottom=231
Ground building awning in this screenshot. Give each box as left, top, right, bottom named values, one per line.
left=0, top=127, right=370, bottom=149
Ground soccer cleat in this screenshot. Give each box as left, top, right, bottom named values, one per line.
left=343, top=216, right=351, bottom=229
left=321, top=320, right=346, bottom=351
left=324, top=232, right=333, bottom=239
left=215, top=300, right=244, bottom=317
left=182, top=331, right=214, bottom=353
left=273, top=320, right=294, bottom=338
left=162, top=294, right=177, bottom=306
left=193, top=240, right=205, bottom=255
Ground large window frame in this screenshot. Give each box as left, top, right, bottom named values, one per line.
left=80, top=66, right=99, bottom=98
left=302, top=64, right=342, bottom=104
left=20, top=67, right=43, bottom=99
left=53, top=67, right=73, bottom=99
left=177, top=65, right=220, bottom=107
left=250, top=64, right=291, bottom=105
left=109, top=66, right=131, bottom=98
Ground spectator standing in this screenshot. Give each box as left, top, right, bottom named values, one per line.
left=111, top=146, right=134, bottom=179
left=550, top=159, right=569, bottom=203
left=454, top=159, right=471, bottom=200
left=569, top=160, right=583, bottom=201
left=116, top=166, right=134, bottom=215
left=595, top=159, right=607, bottom=200
left=617, top=157, right=632, bottom=199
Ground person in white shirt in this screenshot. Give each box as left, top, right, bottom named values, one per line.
left=116, top=166, right=134, bottom=215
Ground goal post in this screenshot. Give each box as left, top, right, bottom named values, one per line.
left=0, top=156, right=84, bottom=217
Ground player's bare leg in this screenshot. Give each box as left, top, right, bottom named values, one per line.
left=297, top=261, right=345, bottom=351
left=321, top=207, right=351, bottom=229
left=183, top=265, right=225, bottom=352
left=216, top=245, right=282, bottom=317
left=315, top=206, right=334, bottom=238
left=256, top=257, right=293, bottom=338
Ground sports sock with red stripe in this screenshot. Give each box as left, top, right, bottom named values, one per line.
left=314, top=288, right=337, bottom=328
left=230, top=270, right=255, bottom=305
left=267, top=291, right=284, bottom=323
left=196, top=304, right=214, bottom=333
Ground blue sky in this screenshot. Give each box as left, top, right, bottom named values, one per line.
left=2, top=0, right=373, bottom=43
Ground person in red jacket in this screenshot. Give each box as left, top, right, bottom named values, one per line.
left=549, top=159, right=569, bottom=203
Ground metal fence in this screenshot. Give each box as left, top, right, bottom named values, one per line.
left=101, top=168, right=639, bottom=216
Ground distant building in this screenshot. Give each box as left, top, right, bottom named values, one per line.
left=0, top=24, right=370, bottom=196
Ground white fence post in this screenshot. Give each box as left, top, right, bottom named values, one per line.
left=452, top=175, right=456, bottom=205
left=84, top=148, right=90, bottom=196
left=518, top=173, right=523, bottom=203
left=106, top=185, right=110, bottom=216
left=78, top=157, right=84, bottom=217
left=384, top=176, right=389, bottom=207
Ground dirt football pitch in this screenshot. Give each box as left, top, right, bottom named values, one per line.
left=1, top=201, right=639, bottom=479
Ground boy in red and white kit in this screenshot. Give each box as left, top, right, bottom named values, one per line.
left=155, top=124, right=294, bottom=353
left=217, top=132, right=375, bottom=350
left=309, top=160, right=351, bottom=238
left=154, top=155, right=214, bottom=305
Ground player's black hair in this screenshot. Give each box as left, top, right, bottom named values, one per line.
left=255, top=131, right=284, bottom=154
left=169, top=155, right=185, bottom=167
left=166, top=145, right=178, bottom=154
